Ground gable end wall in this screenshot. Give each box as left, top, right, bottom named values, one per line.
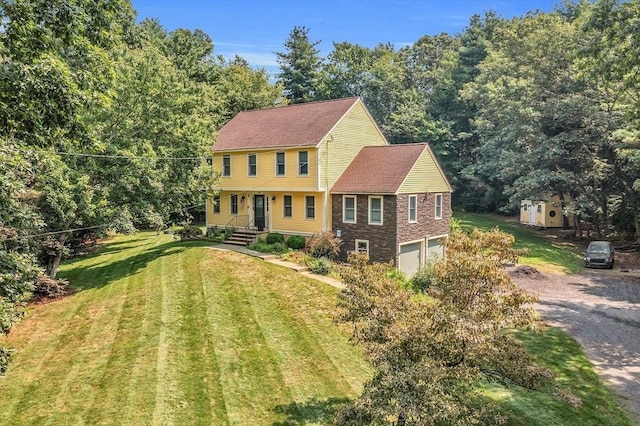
left=396, top=192, right=451, bottom=244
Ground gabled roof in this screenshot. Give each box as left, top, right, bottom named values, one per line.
left=212, top=97, right=361, bottom=152
left=331, top=144, right=431, bottom=194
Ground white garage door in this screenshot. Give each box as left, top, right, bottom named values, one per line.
left=427, top=238, right=445, bottom=262
left=399, top=242, right=422, bottom=278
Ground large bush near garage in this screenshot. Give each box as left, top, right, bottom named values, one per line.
left=306, top=232, right=342, bottom=259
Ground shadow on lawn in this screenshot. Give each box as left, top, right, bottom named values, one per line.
left=272, top=397, right=351, bottom=425
left=61, top=237, right=212, bottom=291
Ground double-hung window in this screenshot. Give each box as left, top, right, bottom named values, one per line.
left=435, top=194, right=442, bottom=219
left=343, top=195, right=356, bottom=223
left=276, top=152, right=285, bottom=176
left=355, top=240, right=369, bottom=255
left=248, top=153, right=257, bottom=176
left=368, top=196, right=383, bottom=225
left=283, top=195, right=292, bottom=218
left=408, top=195, right=417, bottom=223
left=230, top=194, right=238, bottom=215
left=298, top=151, right=308, bottom=176
left=305, top=195, right=315, bottom=219
left=222, top=155, right=231, bottom=176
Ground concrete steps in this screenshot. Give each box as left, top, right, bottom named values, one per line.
left=225, top=229, right=258, bottom=246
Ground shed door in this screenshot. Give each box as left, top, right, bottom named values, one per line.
left=399, top=242, right=422, bottom=278
left=529, top=204, right=536, bottom=225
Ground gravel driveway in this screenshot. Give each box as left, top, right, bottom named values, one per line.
left=511, top=268, right=640, bottom=422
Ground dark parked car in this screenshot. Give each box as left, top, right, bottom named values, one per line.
left=584, top=241, right=615, bottom=269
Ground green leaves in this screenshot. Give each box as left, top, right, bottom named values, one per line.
left=336, top=229, right=562, bottom=424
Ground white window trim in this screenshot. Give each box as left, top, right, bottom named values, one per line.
left=305, top=195, right=315, bottom=220
left=222, top=155, right=231, bottom=177
left=355, top=239, right=369, bottom=256
left=275, top=152, right=285, bottom=176
left=435, top=193, right=443, bottom=220
left=408, top=195, right=417, bottom=223
left=368, top=196, right=383, bottom=225
left=283, top=194, right=293, bottom=218
left=343, top=195, right=357, bottom=224
left=298, top=150, right=309, bottom=176
left=248, top=153, right=257, bottom=177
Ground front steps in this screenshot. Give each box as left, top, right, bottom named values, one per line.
left=225, top=229, right=258, bottom=246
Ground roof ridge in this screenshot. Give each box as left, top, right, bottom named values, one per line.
left=236, top=96, right=359, bottom=115
left=363, top=143, right=428, bottom=148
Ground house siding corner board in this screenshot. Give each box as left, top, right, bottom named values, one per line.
left=331, top=194, right=397, bottom=264
left=396, top=193, right=450, bottom=244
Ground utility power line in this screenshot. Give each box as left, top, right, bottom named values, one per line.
left=1, top=204, right=205, bottom=242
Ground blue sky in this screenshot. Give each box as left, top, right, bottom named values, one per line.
left=132, top=0, right=561, bottom=73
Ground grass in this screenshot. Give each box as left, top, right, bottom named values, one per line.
left=482, top=328, right=634, bottom=426
left=0, top=232, right=634, bottom=424
left=0, top=233, right=370, bottom=425
left=455, top=211, right=584, bottom=274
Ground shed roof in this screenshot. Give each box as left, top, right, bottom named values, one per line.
left=212, top=97, right=360, bottom=152
left=331, top=144, right=430, bottom=194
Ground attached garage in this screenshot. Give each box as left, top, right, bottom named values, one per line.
left=427, top=237, right=445, bottom=262
left=399, top=241, right=423, bottom=278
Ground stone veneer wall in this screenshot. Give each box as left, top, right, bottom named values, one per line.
left=332, top=192, right=452, bottom=264
left=395, top=192, right=451, bottom=245
left=331, top=194, right=397, bottom=264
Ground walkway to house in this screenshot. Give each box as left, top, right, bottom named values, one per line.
left=209, top=243, right=345, bottom=289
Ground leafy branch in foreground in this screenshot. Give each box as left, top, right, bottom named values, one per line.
left=335, top=228, right=579, bottom=425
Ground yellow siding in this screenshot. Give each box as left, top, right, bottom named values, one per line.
left=398, top=147, right=452, bottom=194
left=211, top=149, right=318, bottom=192
left=269, top=192, right=325, bottom=235
left=318, top=101, right=388, bottom=191
left=206, top=190, right=252, bottom=228
left=207, top=191, right=326, bottom=235
left=519, top=195, right=572, bottom=228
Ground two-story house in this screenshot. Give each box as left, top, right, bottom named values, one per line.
left=206, top=97, right=452, bottom=276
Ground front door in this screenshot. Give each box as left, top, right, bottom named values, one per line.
left=254, top=195, right=265, bottom=231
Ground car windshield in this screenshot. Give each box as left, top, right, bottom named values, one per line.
left=588, top=243, right=611, bottom=254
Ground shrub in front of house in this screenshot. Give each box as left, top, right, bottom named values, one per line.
left=266, top=232, right=285, bottom=245
left=248, top=238, right=290, bottom=254
left=309, top=256, right=331, bottom=275
left=409, top=264, right=436, bottom=293
left=285, top=235, right=306, bottom=250
left=176, top=225, right=204, bottom=241
left=306, top=231, right=342, bottom=259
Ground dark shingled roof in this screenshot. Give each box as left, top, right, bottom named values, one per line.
left=212, top=97, right=360, bottom=152
left=331, top=144, right=428, bottom=194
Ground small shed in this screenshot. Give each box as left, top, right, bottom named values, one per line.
left=520, top=195, right=570, bottom=228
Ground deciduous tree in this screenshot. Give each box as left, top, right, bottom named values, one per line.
left=336, top=229, right=576, bottom=425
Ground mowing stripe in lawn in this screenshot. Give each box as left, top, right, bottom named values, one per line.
left=0, top=236, right=142, bottom=424
left=240, top=258, right=362, bottom=397
left=172, top=246, right=228, bottom=425
left=151, top=241, right=180, bottom=426
left=203, top=251, right=294, bottom=424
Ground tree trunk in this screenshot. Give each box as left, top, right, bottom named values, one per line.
left=45, top=232, right=69, bottom=278
left=45, top=215, right=76, bottom=278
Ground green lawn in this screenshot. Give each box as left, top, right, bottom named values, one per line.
left=455, top=212, right=584, bottom=273
left=0, top=232, right=634, bottom=425
left=0, top=233, right=370, bottom=425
